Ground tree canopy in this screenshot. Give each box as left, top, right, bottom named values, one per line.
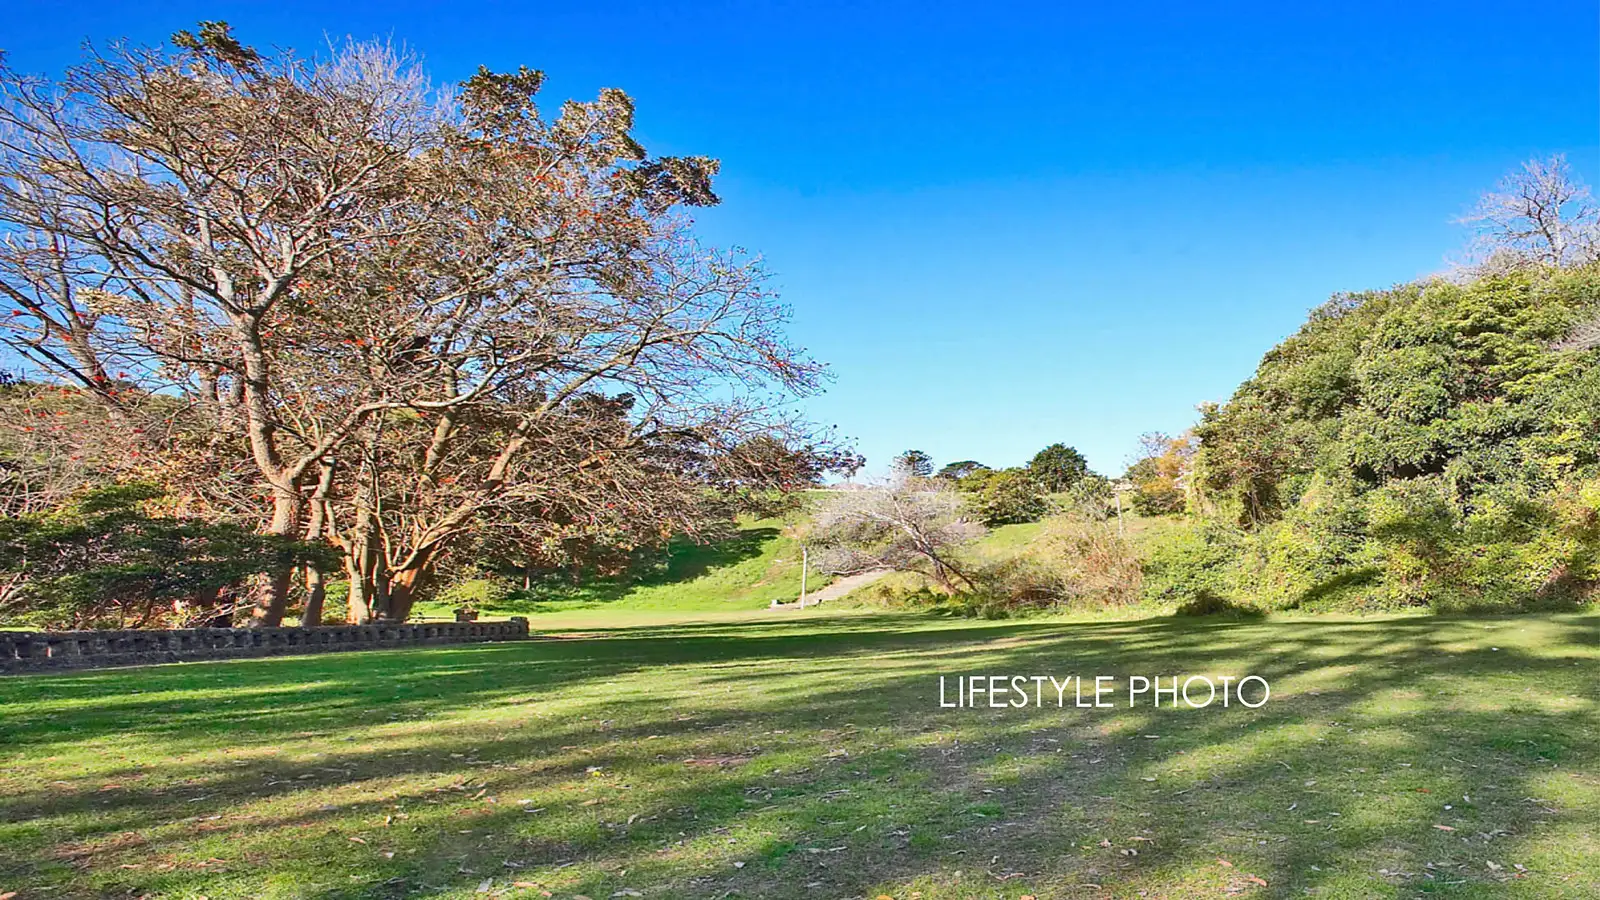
left=1184, top=265, right=1600, bottom=609
left=892, top=450, right=934, bottom=479
left=0, top=23, right=848, bottom=626
left=1027, top=443, right=1091, bottom=492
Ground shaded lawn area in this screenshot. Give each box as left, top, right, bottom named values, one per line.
left=1, top=610, right=1597, bottom=899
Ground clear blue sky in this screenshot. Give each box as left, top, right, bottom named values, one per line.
left=5, top=1, right=1598, bottom=475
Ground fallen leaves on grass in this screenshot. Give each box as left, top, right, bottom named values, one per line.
left=683, top=756, right=751, bottom=767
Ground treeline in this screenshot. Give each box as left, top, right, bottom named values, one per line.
left=0, top=24, right=853, bottom=629
left=890, top=442, right=1107, bottom=526
left=832, top=157, right=1600, bottom=616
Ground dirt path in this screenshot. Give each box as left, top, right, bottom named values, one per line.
left=774, top=570, right=889, bottom=609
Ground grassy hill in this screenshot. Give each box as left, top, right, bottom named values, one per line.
left=412, top=515, right=834, bottom=623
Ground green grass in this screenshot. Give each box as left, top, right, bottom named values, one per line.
left=411, top=516, right=832, bottom=620
left=2, top=608, right=1597, bottom=899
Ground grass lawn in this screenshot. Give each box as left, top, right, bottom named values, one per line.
left=1, top=609, right=1597, bottom=899
left=410, top=517, right=831, bottom=621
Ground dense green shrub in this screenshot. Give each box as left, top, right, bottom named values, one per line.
left=960, top=467, right=1048, bottom=526
left=1183, top=265, right=1600, bottom=612
left=0, top=483, right=336, bottom=629
left=1138, top=520, right=1252, bottom=609
left=434, top=576, right=519, bottom=612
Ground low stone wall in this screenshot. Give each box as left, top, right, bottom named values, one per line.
left=0, top=618, right=530, bottom=674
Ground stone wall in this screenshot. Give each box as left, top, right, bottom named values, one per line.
left=0, top=618, right=530, bottom=674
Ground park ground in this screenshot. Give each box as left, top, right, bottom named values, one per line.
left=1, top=603, right=1597, bottom=900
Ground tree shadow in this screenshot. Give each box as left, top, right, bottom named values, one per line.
left=0, top=611, right=1595, bottom=898
left=492, top=527, right=783, bottom=612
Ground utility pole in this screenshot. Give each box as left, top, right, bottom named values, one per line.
left=799, top=544, right=809, bottom=608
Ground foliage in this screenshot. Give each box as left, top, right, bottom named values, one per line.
left=1188, top=264, right=1600, bottom=611
left=975, top=513, right=1143, bottom=609
left=891, top=449, right=934, bottom=479
left=1026, top=442, right=1091, bottom=492
left=1060, top=472, right=1116, bottom=519
left=432, top=576, right=519, bottom=613
left=1136, top=519, right=1253, bottom=610
left=0, top=484, right=335, bottom=629
left=934, top=459, right=987, bottom=480
left=958, top=466, right=1048, bottom=526
left=1124, top=432, right=1193, bottom=516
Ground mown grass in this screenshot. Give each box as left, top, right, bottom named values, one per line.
left=2, top=608, right=1597, bottom=899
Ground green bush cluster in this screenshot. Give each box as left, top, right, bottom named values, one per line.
left=1165, top=265, right=1600, bottom=612
left=434, top=575, right=520, bottom=611
left=0, top=483, right=337, bottom=629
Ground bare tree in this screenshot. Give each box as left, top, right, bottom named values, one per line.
left=810, top=479, right=983, bottom=591
left=0, top=26, right=443, bottom=622
left=0, top=25, right=847, bottom=624
left=1459, top=155, right=1600, bottom=268
left=288, top=65, right=835, bottom=621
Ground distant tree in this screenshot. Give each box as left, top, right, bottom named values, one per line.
left=935, top=460, right=988, bottom=480
left=960, top=467, right=1048, bottom=526
left=1125, top=432, right=1194, bottom=516
left=1460, top=155, right=1600, bottom=268
left=1027, top=443, right=1091, bottom=492
left=811, top=480, right=982, bottom=591
left=1062, top=472, right=1117, bottom=519
left=892, top=449, right=934, bottom=479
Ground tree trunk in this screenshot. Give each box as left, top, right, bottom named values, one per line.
left=299, top=466, right=335, bottom=627
left=924, top=549, right=976, bottom=593
left=383, top=547, right=437, bottom=623
left=344, top=526, right=378, bottom=624
left=345, top=563, right=373, bottom=624
left=302, top=569, right=327, bottom=627
left=248, top=486, right=302, bottom=626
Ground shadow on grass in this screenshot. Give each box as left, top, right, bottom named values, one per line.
left=0, top=610, right=1596, bottom=898
left=475, top=527, right=783, bottom=613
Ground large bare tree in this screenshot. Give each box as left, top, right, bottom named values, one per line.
left=0, top=25, right=843, bottom=624
left=810, top=479, right=983, bottom=591
left=0, top=26, right=442, bottom=621
left=1459, top=154, right=1600, bottom=268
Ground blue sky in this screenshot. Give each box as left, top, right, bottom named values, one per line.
left=5, top=1, right=1597, bottom=474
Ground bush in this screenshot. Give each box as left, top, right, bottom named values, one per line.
left=968, top=513, right=1143, bottom=610
left=1186, top=265, right=1600, bottom=611
left=1138, top=520, right=1249, bottom=609
left=1173, top=590, right=1264, bottom=618
left=434, top=575, right=518, bottom=612
left=961, top=468, right=1048, bottom=526
left=0, top=483, right=337, bottom=629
